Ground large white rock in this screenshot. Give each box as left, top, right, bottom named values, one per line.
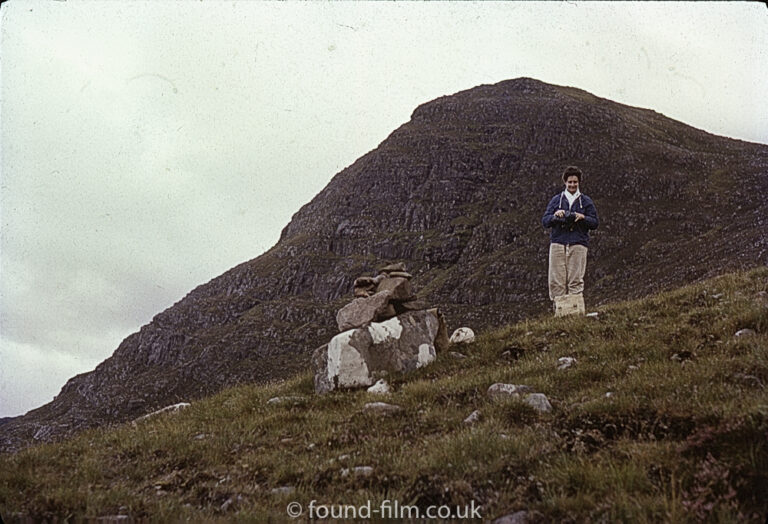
left=313, top=310, right=440, bottom=393
left=449, top=327, right=475, bottom=344
left=326, top=330, right=373, bottom=390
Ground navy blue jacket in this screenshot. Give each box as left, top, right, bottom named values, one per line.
left=542, top=192, right=599, bottom=247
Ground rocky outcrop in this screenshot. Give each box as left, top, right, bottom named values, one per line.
left=4, top=77, right=767, bottom=453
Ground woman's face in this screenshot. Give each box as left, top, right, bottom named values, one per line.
left=565, top=175, right=580, bottom=194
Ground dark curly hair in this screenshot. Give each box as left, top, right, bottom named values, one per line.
left=562, top=166, right=583, bottom=183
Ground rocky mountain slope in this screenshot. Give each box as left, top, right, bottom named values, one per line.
left=2, top=78, right=766, bottom=452
left=2, top=268, right=766, bottom=521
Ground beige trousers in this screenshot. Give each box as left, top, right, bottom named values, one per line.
left=548, top=243, right=588, bottom=301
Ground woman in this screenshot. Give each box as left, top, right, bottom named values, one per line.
left=541, top=166, right=599, bottom=309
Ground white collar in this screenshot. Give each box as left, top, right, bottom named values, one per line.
left=563, top=189, right=581, bottom=207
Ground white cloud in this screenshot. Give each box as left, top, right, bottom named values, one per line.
left=0, top=339, right=102, bottom=417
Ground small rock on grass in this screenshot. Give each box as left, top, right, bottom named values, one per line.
left=367, top=379, right=390, bottom=395
left=734, top=328, right=757, bottom=338
left=450, top=327, right=475, bottom=344
left=463, top=410, right=481, bottom=425
left=523, top=393, right=552, bottom=413
left=488, top=383, right=533, bottom=400
left=341, top=466, right=374, bottom=478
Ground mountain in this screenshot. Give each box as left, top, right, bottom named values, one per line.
left=2, top=268, right=766, bottom=521
left=2, top=77, right=766, bottom=453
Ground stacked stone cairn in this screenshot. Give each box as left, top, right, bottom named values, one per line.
left=313, top=263, right=449, bottom=394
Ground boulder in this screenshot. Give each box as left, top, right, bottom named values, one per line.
left=314, top=310, right=440, bottom=393
left=353, top=276, right=378, bottom=297
left=354, top=276, right=377, bottom=287
left=394, top=299, right=429, bottom=314
left=336, top=290, right=393, bottom=331
left=374, top=302, right=397, bottom=323
left=378, top=262, right=407, bottom=273
left=450, top=327, right=475, bottom=344
left=375, top=277, right=414, bottom=302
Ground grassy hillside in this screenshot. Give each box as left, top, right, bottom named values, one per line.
left=1, top=267, right=766, bottom=522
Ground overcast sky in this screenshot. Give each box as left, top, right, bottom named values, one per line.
left=1, top=1, right=766, bottom=418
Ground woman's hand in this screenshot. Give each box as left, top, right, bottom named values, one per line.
left=554, top=210, right=566, bottom=218
left=574, top=212, right=585, bottom=221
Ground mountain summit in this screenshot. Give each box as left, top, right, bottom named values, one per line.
left=3, top=78, right=766, bottom=452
